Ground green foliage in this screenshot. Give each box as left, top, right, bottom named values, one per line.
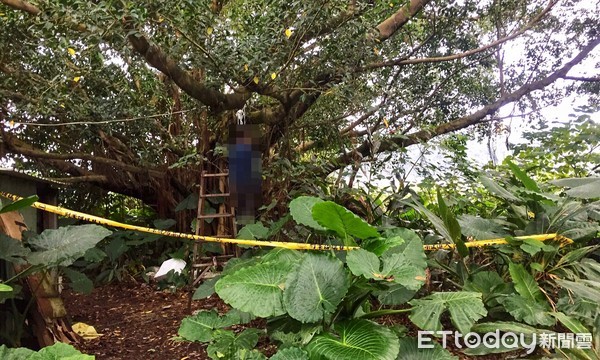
left=215, top=261, right=294, bottom=318
left=396, top=337, right=458, bottom=360
left=409, top=292, right=487, bottom=334
left=27, top=225, right=112, bottom=267
left=0, top=342, right=93, bottom=359
left=284, top=253, right=349, bottom=323
left=312, top=201, right=379, bottom=245
left=289, top=196, right=325, bottom=231
left=0, top=196, right=39, bottom=215
left=307, top=320, right=399, bottom=360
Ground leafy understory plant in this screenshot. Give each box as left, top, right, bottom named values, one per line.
left=0, top=342, right=93, bottom=359
left=180, top=197, right=481, bottom=359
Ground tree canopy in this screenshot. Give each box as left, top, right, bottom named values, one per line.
left=0, top=0, right=598, bottom=216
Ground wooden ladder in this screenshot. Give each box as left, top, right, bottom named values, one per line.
left=190, top=170, right=237, bottom=288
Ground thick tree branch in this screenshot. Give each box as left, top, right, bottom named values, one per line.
left=126, top=32, right=250, bottom=111
left=376, top=0, right=431, bottom=41
left=326, top=35, right=600, bottom=172
left=0, top=0, right=40, bottom=15
left=367, top=0, right=557, bottom=70
left=2, top=132, right=164, bottom=178
left=561, top=75, right=600, bottom=82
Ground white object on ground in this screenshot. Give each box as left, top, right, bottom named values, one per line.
left=154, top=258, right=186, bottom=280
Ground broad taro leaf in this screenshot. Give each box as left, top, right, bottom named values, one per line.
left=479, top=175, right=521, bottom=202
left=238, top=222, right=269, bottom=240
left=508, top=263, right=546, bottom=304
left=270, top=347, right=309, bottom=360
left=0, top=344, right=36, bottom=359
left=284, top=253, right=349, bottom=323
left=216, top=260, right=294, bottom=318
left=463, top=271, right=508, bottom=305
left=207, top=329, right=263, bottom=359
left=409, top=291, right=487, bottom=334
left=307, top=319, right=399, bottom=360
left=27, top=225, right=112, bottom=267
left=36, top=342, right=94, bottom=359
left=374, top=284, right=417, bottom=305
left=361, top=236, right=405, bottom=256
left=289, top=196, right=325, bottom=231
left=61, top=268, right=93, bottom=294
left=346, top=249, right=380, bottom=279
left=501, top=295, right=555, bottom=326
left=312, top=201, right=379, bottom=244
left=347, top=247, right=426, bottom=290
left=178, top=309, right=243, bottom=342
left=192, top=276, right=220, bottom=299
left=397, top=337, right=458, bottom=360
left=0, top=234, right=31, bottom=264
left=385, top=235, right=427, bottom=269
left=458, top=215, right=509, bottom=240
left=550, top=177, right=600, bottom=199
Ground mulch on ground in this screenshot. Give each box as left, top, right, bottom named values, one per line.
left=63, top=281, right=230, bottom=359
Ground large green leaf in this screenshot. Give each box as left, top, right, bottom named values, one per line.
left=216, top=261, right=294, bottom=318
left=501, top=295, right=555, bottom=326
left=289, top=196, right=325, bottom=231
left=307, top=319, right=399, bottom=360
left=463, top=271, right=509, bottom=305
left=508, top=263, right=546, bottom=304
left=361, top=236, right=405, bottom=256
left=178, top=309, right=243, bottom=342
left=396, top=337, right=457, bottom=360
left=385, top=235, right=427, bottom=269
left=0, top=195, right=39, bottom=214
left=374, top=284, right=417, bottom=305
left=269, top=347, right=309, bottom=360
left=193, top=276, right=220, bottom=299
left=0, top=344, right=36, bottom=359
left=409, top=291, right=487, bottom=334
left=238, top=222, right=269, bottom=240
left=506, top=160, right=541, bottom=192
left=458, top=215, right=509, bottom=240
left=284, top=253, right=349, bottom=323
left=35, top=342, right=94, bottom=359
left=62, top=268, right=93, bottom=295
left=479, top=175, right=521, bottom=202
left=437, top=192, right=468, bottom=257
left=556, top=279, right=600, bottom=302
left=346, top=249, right=425, bottom=290
left=551, top=177, right=600, bottom=199
left=0, top=234, right=31, bottom=264
left=27, top=225, right=112, bottom=267
left=312, top=201, right=379, bottom=244
left=207, top=329, right=263, bottom=360
left=471, top=321, right=541, bottom=335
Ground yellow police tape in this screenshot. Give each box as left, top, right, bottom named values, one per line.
left=0, top=191, right=573, bottom=251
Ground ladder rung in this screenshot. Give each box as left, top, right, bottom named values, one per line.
left=198, top=213, right=233, bottom=219
left=202, top=193, right=230, bottom=198
left=202, top=172, right=229, bottom=178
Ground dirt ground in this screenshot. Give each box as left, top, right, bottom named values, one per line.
left=62, top=281, right=275, bottom=360
left=62, top=282, right=516, bottom=360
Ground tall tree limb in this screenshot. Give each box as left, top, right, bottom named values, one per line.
left=376, top=0, right=432, bottom=41
left=326, top=35, right=600, bottom=172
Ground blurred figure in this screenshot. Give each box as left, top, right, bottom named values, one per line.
left=227, top=124, right=262, bottom=225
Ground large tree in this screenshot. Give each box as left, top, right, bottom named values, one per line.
left=0, top=0, right=598, bottom=219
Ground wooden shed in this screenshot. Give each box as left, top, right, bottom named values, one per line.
left=0, top=170, right=77, bottom=348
